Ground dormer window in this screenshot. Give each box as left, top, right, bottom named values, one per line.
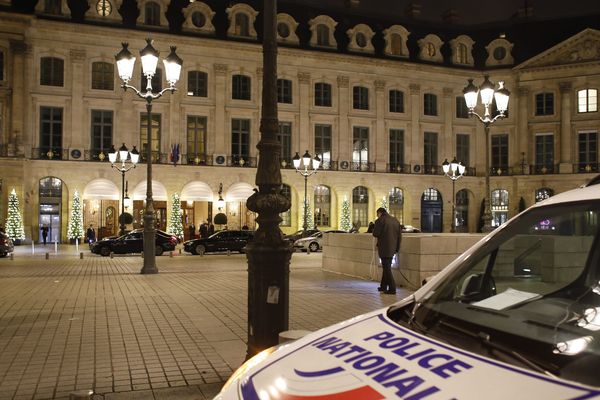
left=485, top=38, right=514, bottom=66
left=449, top=35, right=474, bottom=66
left=36, top=0, right=70, bottom=18
left=383, top=25, right=410, bottom=58
left=183, top=2, right=215, bottom=34
left=145, top=2, right=160, bottom=25
left=347, top=23, right=375, bottom=53
left=418, top=34, right=443, bottom=63
left=309, top=15, right=337, bottom=49
left=276, top=13, right=299, bottom=45
left=137, top=0, right=167, bottom=27
left=86, top=0, right=121, bottom=22
left=226, top=4, right=258, bottom=39
left=44, top=0, right=61, bottom=15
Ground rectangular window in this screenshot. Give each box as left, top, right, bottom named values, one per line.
left=278, top=122, right=292, bottom=164
left=535, top=134, right=554, bottom=169
left=315, top=124, right=332, bottom=169
left=424, top=131, right=438, bottom=167
left=389, top=129, right=404, bottom=169
left=456, top=96, right=469, bottom=118
left=389, top=90, right=404, bottom=113
left=277, top=79, right=292, bottom=104
left=353, top=86, right=369, bottom=110
left=578, top=131, right=598, bottom=171
left=91, top=110, right=113, bottom=154
left=352, top=126, right=369, bottom=165
left=140, top=113, right=161, bottom=161
left=141, top=68, right=162, bottom=92
left=491, top=134, right=509, bottom=171
left=231, top=118, right=250, bottom=159
left=424, top=93, right=437, bottom=116
left=315, top=82, right=332, bottom=107
left=91, top=62, right=114, bottom=90
left=456, top=134, right=470, bottom=167
left=535, top=92, right=554, bottom=116
left=44, top=0, right=61, bottom=14
left=187, top=71, right=207, bottom=97
left=40, top=57, right=64, bottom=86
left=232, top=75, right=251, bottom=100
left=40, top=107, right=63, bottom=156
left=187, top=116, right=207, bottom=162
left=578, top=89, right=598, bottom=113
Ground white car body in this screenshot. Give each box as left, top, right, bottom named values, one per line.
left=215, top=182, right=600, bottom=399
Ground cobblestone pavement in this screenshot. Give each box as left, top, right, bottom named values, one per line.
left=0, top=245, right=409, bottom=400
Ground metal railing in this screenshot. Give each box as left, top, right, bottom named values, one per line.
left=227, top=156, right=257, bottom=167
left=490, top=166, right=510, bottom=176
left=530, top=164, right=558, bottom=175
left=32, top=148, right=68, bottom=160
left=350, top=161, right=375, bottom=172
left=387, top=163, right=411, bottom=174
left=576, top=163, right=600, bottom=173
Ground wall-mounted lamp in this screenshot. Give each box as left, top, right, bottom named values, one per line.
left=186, top=200, right=194, bottom=208
left=217, top=183, right=225, bottom=210
left=123, top=181, right=132, bottom=209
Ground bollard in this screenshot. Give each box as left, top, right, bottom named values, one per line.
left=169, top=251, right=173, bottom=258
left=69, top=389, right=93, bottom=400
left=54, top=241, right=58, bottom=254
left=178, top=248, right=182, bottom=255
left=79, top=252, right=83, bottom=260
left=45, top=252, right=49, bottom=260
left=141, top=252, right=144, bottom=258
left=307, top=246, right=311, bottom=255
left=32, top=242, right=35, bottom=254
left=10, top=253, right=14, bottom=260
left=227, top=250, right=231, bottom=256
left=110, top=252, right=113, bottom=259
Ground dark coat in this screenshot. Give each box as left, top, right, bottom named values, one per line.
left=372, top=212, right=402, bottom=258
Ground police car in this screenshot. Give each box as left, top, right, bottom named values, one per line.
left=215, top=181, right=600, bottom=399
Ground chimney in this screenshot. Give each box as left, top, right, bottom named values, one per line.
left=442, top=8, right=460, bottom=24
left=405, top=2, right=422, bottom=19
left=345, top=0, right=360, bottom=8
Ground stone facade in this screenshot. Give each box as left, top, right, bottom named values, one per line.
left=0, top=4, right=599, bottom=242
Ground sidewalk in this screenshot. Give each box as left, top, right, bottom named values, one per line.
left=0, top=245, right=408, bottom=399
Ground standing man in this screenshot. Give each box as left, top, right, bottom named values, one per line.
left=372, top=207, right=402, bottom=294
left=86, top=224, right=96, bottom=244
left=41, top=225, right=49, bottom=245
left=207, top=220, right=215, bottom=236
left=199, top=222, right=208, bottom=238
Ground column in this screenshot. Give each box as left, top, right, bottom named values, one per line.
left=374, top=79, right=386, bottom=172
left=69, top=49, right=86, bottom=152
left=213, top=63, right=228, bottom=155
left=297, top=72, right=310, bottom=153
left=9, top=40, right=26, bottom=157
left=409, top=83, right=420, bottom=168
left=559, top=81, right=573, bottom=173
left=442, top=87, right=453, bottom=159
left=337, top=75, right=349, bottom=163
left=517, top=86, right=529, bottom=173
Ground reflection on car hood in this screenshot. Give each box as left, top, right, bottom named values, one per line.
left=217, top=308, right=599, bottom=400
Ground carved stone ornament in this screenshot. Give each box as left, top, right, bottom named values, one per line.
left=214, top=63, right=228, bottom=75
left=558, top=40, right=600, bottom=64
left=297, top=72, right=310, bottom=84
left=337, top=75, right=349, bottom=88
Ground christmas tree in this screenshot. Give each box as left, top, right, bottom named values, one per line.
left=339, top=199, right=351, bottom=231
left=167, top=193, right=184, bottom=239
left=302, top=199, right=314, bottom=230
left=67, top=190, right=84, bottom=240
left=380, top=196, right=388, bottom=212
left=6, top=189, right=25, bottom=241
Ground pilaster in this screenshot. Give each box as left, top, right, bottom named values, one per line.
left=214, top=63, right=228, bottom=155
left=9, top=40, right=27, bottom=157
left=69, top=49, right=86, bottom=151
left=297, top=72, right=310, bottom=153
left=409, top=83, right=420, bottom=167
left=442, top=87, right=453, bottom=160
left=374, top=79, right=386, bottom=172
left=559, top=81, right=573, bottom=173
left=337, top=75, right=349, bottom=162
left=517, top=86, right=529, bottom=172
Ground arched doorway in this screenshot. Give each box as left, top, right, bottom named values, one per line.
left=225, top=182, right=256, bottom=230
left=352, top=186, right=369, bottom=230
left=39, top=177, right=63, bottom=243
left=131, top=180, right=168, bottom=231
left=421, top=188, right=442, bottom=233
left=388, top=187, right=404, bottom=224
left=181, top=181, right=214, bottom=240
left=82, top=178, right=120, bottom=239
left=314, top=185, right=331, bottom=228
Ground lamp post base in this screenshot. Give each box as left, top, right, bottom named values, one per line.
left=481, top=199, right=493, bottom=233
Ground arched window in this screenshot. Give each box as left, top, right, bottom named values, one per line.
left=352, top=186, right=368, bottom=228
left=535, top=187, right=554, bottom=202
left=316, top=24, right=329, bottom=46
left=388, top=187, right=403, bottom=224
left=456, top=189, right=469, bottom=232
left=280, top=184, right=291, bottom=226
left=144, top=1, right=161, bottom=25
left=234, top=13, right=250, bottom=36
left=491, top=189, right=509, bottom=227
left=421, top=188, right=442, bottom=233
left=314, top=185, right=330, bottom=227
left=390, top=34, right=402, bottom=56
left=457, top=43, right=468, bottom=64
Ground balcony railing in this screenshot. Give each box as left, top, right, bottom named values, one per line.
left=576, top=163, right=600, bottom=173
left=350, top=161, right=375, bottom=172
left=227, top=156, right=257, bottom=167
left=32, top=148, right=68, bottom=160
left=490, top=166, right=510, bottom=176
left=417, top=164, right=443, bottom=175
left=184, top=153, right=213, bottom=166
left=530, top=164, right=558, bottom=175
left=387, top=163, right=411, bottom=174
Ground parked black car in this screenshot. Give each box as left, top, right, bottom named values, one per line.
left=183, top=230, right=254, bottom=255
left=0, top=232, right=14, bottom=257
left=91, top=229, right=177, bottom=256
left=283, top=229, right=320, bottom=244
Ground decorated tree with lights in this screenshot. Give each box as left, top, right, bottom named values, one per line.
left=380, top=196, right=388, bottom=212
left=67, top=190, right=84, bottom=240
left=167, top=193, right=184, bottom=239
left=6, top=189, right=25, bottom=242
left=302, top=199, right=314, bottom=230
left=339, top=199, right=352, bottom=231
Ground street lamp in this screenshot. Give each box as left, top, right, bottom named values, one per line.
left=293, top=150, right=321, bottom=231
left=115, top=38, right=182, bottom=274
left=442, top=157, right=466, bottom=233
left=108, top=143, right=139, bottom=235
left=463, top=75, right=510, bottom=232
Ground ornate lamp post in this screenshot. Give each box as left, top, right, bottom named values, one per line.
left=442, top=157, right=466, bottom=233
left=115, top=39, right=182, bottom=274
left=293, top=151, right=320, bottom=231
left=108, top=143, right=139, bottom=235
left=463, top=75, right=510, bottom=232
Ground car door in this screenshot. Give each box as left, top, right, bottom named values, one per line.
left=206, top=231, right=226, bottom=252
left=127, top=231, right=144, bottom=253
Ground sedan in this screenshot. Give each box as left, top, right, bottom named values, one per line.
left=283, top=229, right=320, bottom=243
left=293, top=230, right=347, bottom=252
left=183, top=230, right=254, bottom=255
left=90, top=229, right=177, bottom=256
left=0, top=232, right=14, bottom=257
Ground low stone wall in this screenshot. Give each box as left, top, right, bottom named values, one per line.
left=322, top=233, right=484, bottom=290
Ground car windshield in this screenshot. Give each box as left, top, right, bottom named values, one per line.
left=390, top=200, right=600, bottom=386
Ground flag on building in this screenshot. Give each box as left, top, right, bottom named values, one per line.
left=170, top=143, right=180, bottom=166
